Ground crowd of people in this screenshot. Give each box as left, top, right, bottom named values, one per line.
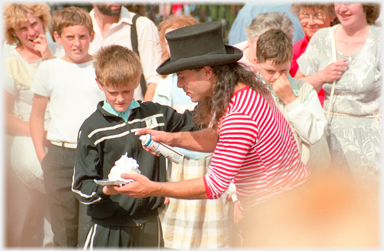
left=3, top=2, right=381, bottom=249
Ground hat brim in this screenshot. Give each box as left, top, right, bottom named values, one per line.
left=156, top=45, right=243, bottom=75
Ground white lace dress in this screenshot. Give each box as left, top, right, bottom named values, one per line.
left=297, top=24, right=381, bottom=180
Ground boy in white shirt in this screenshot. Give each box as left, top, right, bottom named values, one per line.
left=29, top=6, right=104, bottom=247
left=255, top=28, right=329, bottom=171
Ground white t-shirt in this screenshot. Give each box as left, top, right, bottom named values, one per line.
left=89, top=6, right=163, bottom=101
left=31, top=58, right=105, bottom=143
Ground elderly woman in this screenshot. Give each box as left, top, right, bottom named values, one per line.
left=3, top=2, right=63, bottom=247
left=290, top=2, right=337, bottom=105
left=106, top=22, right=309, bottom=247
left=233, top=12, right=294, bottom=73
left=295, top=3, right=381, bottom=181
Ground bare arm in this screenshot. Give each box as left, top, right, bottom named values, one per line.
left=135, top=127, right=218, bottom=152
left=295, top=59, right=348, bottom=93
left=30, top=94, right=49, bottom=163
left=113, top=173, right=208, bottom=199
left=4, top=90, right=30, bottom=136
left=143, top=82, right=156, bottom=102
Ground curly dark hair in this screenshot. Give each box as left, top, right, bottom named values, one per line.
left=194, top=63, right=271, bottom=129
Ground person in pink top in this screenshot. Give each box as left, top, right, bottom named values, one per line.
left=290, top=3, right=337, bottom=106
left=102, top=22, right=310, bottom=247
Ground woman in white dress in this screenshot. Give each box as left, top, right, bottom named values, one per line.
left=3, top=3, right=63, bottom=247
left=295, top=3, right=381, bottom=181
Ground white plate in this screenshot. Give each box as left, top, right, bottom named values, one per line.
left=93, top=179, right=133, bottom=186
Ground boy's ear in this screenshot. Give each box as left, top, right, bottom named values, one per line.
left=53, top=31, right=61, bottom=45
left=90, top=31, right=95, bottom=43
left=254, top=57, right=260, bottom=67
left=95, top=78, right=104, bottom=91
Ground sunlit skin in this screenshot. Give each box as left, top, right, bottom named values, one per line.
left=54, top=25, right=94, bottom=64
left=13, top=12, right=52, bottom=61
left=298, top=6, right=335, bottom=39
left=176, top=68, right=214, bottom=103
left=96, top=79, right=139, bottom=112
left=334, top=3, right=366, bottom=29
left=258, top=60, right=296, bottom=105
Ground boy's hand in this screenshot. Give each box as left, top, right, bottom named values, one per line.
left=102, top=185, right=120, bottom=195
left=273, top=74, right=296, bottom=105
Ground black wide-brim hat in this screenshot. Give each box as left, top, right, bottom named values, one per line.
left=156, top=21, right=243, bottom=75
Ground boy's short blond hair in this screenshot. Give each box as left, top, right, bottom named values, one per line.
left=94, top=45, right=143, bottom=88
left=53, top=6, right=93, bottom=36
left=3, top=3, right=51, bottom=46
left=256, top=29, right=293, bottom=65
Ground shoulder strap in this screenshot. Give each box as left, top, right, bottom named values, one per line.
left=131, top=14, right=147, bottom=96
left=325, top=26, right=338, bottom=123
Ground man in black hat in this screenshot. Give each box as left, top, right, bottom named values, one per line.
left=107, top=21, right=310, bottom=247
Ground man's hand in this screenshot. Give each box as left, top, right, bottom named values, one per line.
left=115, top=173, right=154, bottom=198
left=273, top=74, right=296, bottom=105
left=136, top=128, right=174, bottom=146
left=233, top=201, right=244, bottom=225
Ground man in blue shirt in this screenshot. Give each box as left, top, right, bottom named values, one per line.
left=228, top=3, right=304, bottom=45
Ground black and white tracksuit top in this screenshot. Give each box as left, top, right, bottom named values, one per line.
left=72, top=101, right=197, bottom=226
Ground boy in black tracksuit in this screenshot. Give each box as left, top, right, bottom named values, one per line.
left=71, top=45, right=196, bottom=248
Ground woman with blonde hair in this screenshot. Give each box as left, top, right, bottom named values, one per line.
left=3, top=2, right=63, bottom=247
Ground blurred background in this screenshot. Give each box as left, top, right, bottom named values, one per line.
left=48, top=2, right=245, bottom=44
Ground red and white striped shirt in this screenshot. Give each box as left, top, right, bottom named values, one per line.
left=204, top=86, right=309, bottom=214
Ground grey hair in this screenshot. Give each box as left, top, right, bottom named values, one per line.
left=244, top=12, right=294, bottom=43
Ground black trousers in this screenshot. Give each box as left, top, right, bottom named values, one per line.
left=83, top=217, right=164, bottom=248
left=41, top=144, right=92, bottom=247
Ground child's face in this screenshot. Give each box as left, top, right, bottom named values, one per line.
left=258, top=59, right=291, bottom=86
left=54, top=25, right=94, bottom=64
left=97, top=80, right=138, bottom=112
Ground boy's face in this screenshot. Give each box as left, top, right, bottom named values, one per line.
left=97, top=79, right=138, bottom=112
left=176, top=68, right=213, bottom=103
left=54, top=25, right=94, bottom=64
left=258, top=59, right=291, bottom=86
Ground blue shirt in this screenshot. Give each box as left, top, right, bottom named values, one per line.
left=228, top=3, right=304, bottom=45
left=102, top=99, right=140, bottom=122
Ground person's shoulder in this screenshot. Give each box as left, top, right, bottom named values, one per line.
left=48, top=42, right=65, bottom=58
left=38, top=57, right=61, bottom=70
left=79, top=104, right=106, bottom=130
left=292, top=77, right=314, bottom=98
left=233, top=40, right=248, bottom=51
